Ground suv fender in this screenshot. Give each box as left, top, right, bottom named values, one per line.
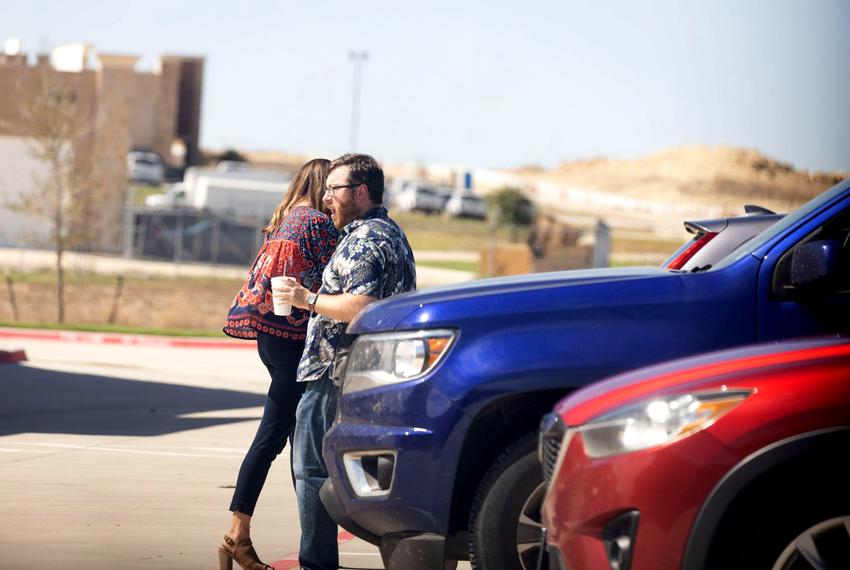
left=682, top=426, right=850, bottom=570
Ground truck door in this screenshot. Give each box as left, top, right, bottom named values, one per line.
left=756, top=195, right=850, bottom=341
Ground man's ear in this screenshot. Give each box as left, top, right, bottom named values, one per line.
left=356, top=184, right=371, bottom=204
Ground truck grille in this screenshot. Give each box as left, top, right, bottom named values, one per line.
left=538, top=412, right=566, bottom=485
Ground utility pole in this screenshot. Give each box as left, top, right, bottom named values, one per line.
left=348, top=50, right=368, bottom=152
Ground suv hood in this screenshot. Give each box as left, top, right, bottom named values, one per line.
left=348, top=266, right=669, bottom=334
left=553, top=336, right=849, bottom=426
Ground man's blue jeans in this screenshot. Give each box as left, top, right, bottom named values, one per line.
left=293, top=373, right=339, bottom=570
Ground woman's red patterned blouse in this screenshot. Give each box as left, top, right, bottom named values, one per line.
left=223, top=206, right=339, bottom=341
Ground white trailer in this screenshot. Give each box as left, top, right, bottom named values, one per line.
left=144, top=164, right=291, bottom=221
left=190, top=175, right=289, bottom=219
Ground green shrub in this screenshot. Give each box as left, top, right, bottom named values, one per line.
left=487, top=186, right=535, bottom=226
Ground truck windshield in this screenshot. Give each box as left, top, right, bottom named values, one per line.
left=713, top=180, right=849, bottom=270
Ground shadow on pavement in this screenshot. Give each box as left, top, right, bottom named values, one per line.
left=0, top=363, right=267, bottom=436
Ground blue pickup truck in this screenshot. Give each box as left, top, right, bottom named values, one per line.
left=320, top=178, right=850, bottom=570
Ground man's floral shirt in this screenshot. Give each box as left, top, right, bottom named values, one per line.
left=297, top=206, right=416, bottom=382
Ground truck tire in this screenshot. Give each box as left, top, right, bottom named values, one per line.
left=469, top=431, right=545, bottom=570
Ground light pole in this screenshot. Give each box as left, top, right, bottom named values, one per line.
left=348, top=50, right=368, bottom=152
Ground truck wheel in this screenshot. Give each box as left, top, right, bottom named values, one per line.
left=469, top=432, right=545, bottom=570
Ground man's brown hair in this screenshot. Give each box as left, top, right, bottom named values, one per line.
left=330, top=153, right=384, bottom=204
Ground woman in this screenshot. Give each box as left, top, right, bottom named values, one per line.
left=219, top=158, right=339, bottom=570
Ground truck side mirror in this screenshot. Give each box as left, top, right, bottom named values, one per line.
left=790, top=240, right=842, bottom=292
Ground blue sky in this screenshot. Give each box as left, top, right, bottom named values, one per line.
left=2, top=0, right=849, bottom=171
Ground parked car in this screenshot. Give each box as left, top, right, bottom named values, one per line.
left=126, top=149, right=165, bottom=185
left=393, top=183, right=450, bottom=214
left=539, top=336, right=850, bottom=570
left=663, top=205, right=783, bottom=271
left=144, top=182, right=187, bottom=208
left=319, top=178, right=850, bottom=570
left=445, top=191, right=488, bottom=219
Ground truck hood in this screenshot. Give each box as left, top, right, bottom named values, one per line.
left=348, top=266, right=669, bottom=334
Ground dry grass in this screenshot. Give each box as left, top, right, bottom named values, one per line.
left=0, top=273, right=243, bottom=333
left=392, top=211, right=530, bottom=251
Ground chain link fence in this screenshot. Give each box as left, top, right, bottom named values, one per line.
left=126, top=207, right=265, bottom=265
left=0, top=203, right=266, bottom=268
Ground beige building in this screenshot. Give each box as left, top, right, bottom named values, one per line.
left=0, top=41, right=204, bottom=251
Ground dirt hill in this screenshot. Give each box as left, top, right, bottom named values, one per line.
left=534, top=145, right=847, bottom=214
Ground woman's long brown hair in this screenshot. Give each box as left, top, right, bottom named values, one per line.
left=263, top=158, right=331, bottom=233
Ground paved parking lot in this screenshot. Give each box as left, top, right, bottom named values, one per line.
left=0, top=331, right=418, bottom=569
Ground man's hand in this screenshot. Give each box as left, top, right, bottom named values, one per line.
left=272, top=277, right=380, bottom=322
left=272, top=276, right=310, bottom=310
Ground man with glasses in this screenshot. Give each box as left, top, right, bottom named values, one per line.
left=273, top=153, right=416, bottom=570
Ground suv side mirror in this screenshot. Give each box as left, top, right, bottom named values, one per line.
left=790, top=240, right=842, bottom=292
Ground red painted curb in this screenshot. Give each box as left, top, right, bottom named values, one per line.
left=0, top=327, right=255, bottom=349
left=0, top=349, right=27, bottom=363
left=270, top=531, right=358, bottom=569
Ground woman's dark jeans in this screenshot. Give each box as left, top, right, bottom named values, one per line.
left=229, top=332, right=307, bottom=516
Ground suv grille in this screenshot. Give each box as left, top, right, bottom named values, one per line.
left=541, top=436, right=562, bottom=484
left=539, top=412, right=566, bottom=485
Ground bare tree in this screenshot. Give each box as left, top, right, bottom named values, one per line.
left=4, top=63, right=128, bottom=322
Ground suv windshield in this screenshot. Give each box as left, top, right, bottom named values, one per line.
left=713, top=181, right=849, bottom=270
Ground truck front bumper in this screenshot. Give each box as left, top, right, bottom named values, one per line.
left=321, top=379, right=472, bottom=545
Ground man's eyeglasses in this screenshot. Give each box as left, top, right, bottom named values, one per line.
left=325, top=183, right=362, bottom=197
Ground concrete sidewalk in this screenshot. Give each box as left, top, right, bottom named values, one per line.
left=0, top=246, right=477, bottom=288
left=0, top=326, right=252, bottom=349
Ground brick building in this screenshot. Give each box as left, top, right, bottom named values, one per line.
left=0, top=41, right=204, bottom=251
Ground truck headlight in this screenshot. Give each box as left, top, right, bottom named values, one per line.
left=579, top=389, right=752, bottom=458
left=342, top=330, right=456, bottom=394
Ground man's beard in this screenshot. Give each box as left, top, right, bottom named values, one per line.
left=332, top=201, right=360, bottom=229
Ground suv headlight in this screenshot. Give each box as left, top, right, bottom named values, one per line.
left=579, top=389, right=752, bottom=458
left=342, top=329, right=456, bottom=395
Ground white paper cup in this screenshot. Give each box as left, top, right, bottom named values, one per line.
left=270, top=276, right=292, bottom=316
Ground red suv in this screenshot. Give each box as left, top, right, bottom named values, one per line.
left=539, top=337, right=850, bottom=570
